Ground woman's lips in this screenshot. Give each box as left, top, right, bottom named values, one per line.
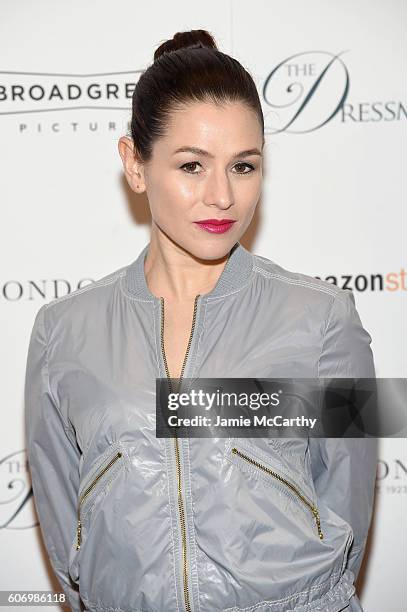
left=194, top=219, right=236, bottom=234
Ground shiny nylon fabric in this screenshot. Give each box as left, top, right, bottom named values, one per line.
left=24, top=241, right=377, bottom=612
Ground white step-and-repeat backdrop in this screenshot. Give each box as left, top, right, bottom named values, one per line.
left=1, top=1, right=405, bottom=610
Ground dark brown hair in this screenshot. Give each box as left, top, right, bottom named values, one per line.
left=129, top=29, right=265, bottom=162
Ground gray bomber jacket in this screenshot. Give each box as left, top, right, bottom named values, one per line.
left=24, top=241, right=377, bottom=612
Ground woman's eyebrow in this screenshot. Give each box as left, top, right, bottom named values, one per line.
left=172, top=146, right=262, bottom=158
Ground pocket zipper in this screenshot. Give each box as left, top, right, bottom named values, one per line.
left=76, top=450, right=123, bottom=550
left=231, top=446, right=324, bottom=540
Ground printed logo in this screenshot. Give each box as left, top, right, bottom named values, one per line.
left=0, top=450, right=35, bottom=529
left=376, top=458, right=407, bottom=494
left=0, top=70, right=140, bottom=115
left=1, top=278, right=94, bottom=301
left=314, top=271, right=407, bottom=292
left=262, top=50, right=404, bottom=133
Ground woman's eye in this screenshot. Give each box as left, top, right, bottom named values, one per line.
left=180, top=161, right=255, bottom=175
left=233, top=162, right=255, bottom=174
left=181, top=161, right=201, bottom=174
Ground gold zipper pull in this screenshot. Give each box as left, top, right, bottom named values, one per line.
left=311, top=507, right=324, bottom=540
left=76, top=519, right=82, bottom=550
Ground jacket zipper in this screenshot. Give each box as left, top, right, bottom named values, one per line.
left=160, top=294, right=200, bottom=612
left=231, top=446, right=324, bottom=540
left=76, top=450, right=123, bottom=550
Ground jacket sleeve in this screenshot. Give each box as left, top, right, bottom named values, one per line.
left=24, top=304, right=84, bottom=612
left=309, top=289, right=378, bottom=581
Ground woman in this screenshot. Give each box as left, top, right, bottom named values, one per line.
left=25, top=30, right=377, bottom=612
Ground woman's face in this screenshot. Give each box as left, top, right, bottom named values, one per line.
left=122, top=100, right=264, bottom=261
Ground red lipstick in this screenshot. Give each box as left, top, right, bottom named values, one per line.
left=194, top=218, right=236, bottom=234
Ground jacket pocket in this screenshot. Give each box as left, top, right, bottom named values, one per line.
left=76, top=443, right=126, bottom=550
left=68, top=441, right=127, bottom=583
left=225, top=439, right=324, bottom=540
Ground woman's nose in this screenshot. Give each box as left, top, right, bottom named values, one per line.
left=202, top=168, right=234, bottom=209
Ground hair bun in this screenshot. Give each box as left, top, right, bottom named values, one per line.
left=154, top=29, right=218, bottom=62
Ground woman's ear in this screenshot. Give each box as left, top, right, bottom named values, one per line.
left=117, top=136, right=146, bottom=194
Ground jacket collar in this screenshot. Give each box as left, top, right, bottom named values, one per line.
left=124, top=240, right=255, bottom=302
